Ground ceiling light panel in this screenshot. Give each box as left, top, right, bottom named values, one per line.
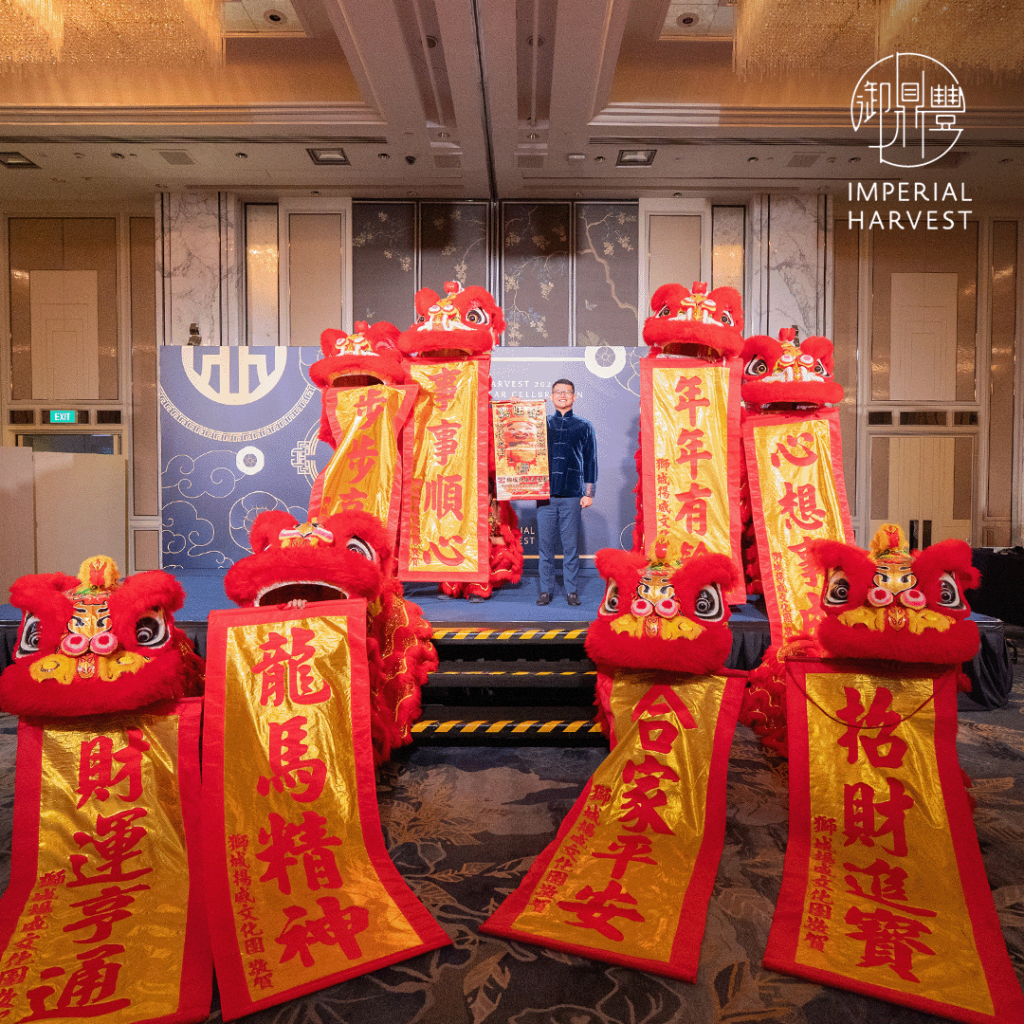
left=0, top=153, right=41, bottom=169
left=307, top=148, right=349, bottom=165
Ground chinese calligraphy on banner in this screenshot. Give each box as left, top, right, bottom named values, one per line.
left=640, top=359, right=745, bottom=605
left=492, top=399, right=549, bottom=500
left=0, top=702, right=210, bottom=1024
left=744, top=410, right=854, bottom=643
left=482, top=670, right=744, bottom=980
left=203, top=603, right=449, bottom=1020
left=400, top=357, right=489, bottom=583
left=766, top=661, right=1024, bottom=1023
left=308, top=384, right=417, bottom=543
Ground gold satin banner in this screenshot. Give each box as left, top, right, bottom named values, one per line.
left=482, top=670, right=743, bottom=980
left=400, top=357, right=488, bottom=582
left=766, top=661, right=1024, bottom=1023
left=204, top=603, right=448, bottom=1020
left=641, top=359, right=743, bottom=604
left=492, top=399, right=549, bottom=500
left=309, top=384, right=416, bottom=538
left=0, top=703, right=208, bottom=1024
left=745, top=410, right=853, bottom=644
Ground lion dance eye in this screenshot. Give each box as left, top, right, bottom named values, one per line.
left=823, top=570, right=850, bottom=606
left=135, top=615, right=169, bottom=648
left=656, top=304, right=671, bottom=318
left=346, top=536, right=376, bottom=561
left=16, top=614, right=40, bottom=658
left=599, top=580, right=620, bottom=615
left=692, top=585, right=724, bottom=621
left=465, top=306, right=489, bottom=326
left=719, top=311, right=733, bottom=326
left=744, top=356, right=769, bottom=377
left=937, top=572, right=963, bottom=608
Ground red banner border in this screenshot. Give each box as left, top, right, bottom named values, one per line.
left=398, top=356, right=490, bottom=583
left=203, top=602, right=449, bottom=1021
left=742, top=407, right=854, bottom=642
left=765, top=658, right=1024, bottom=1024
left=639, top=356, right=745, bottom=605
left=308, top=382, right=418, bottom=539
left=481, top=671, right=746, bottom=981
left=0, top=701, right=211, bottom=1024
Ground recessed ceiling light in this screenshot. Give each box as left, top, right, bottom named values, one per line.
left=307, top=148, right=349, bottom=165
left=0, top=152, right=39, bottom=169
left=616, top=149, right=656, bottom=167
left=747, top=156, right=759, bottom=163
left=378, top=152, right=391, bottom=160
left=236, top=152, right=248, bottom=159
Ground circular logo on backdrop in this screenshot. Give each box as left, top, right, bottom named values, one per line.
left=851, top=53, right=964, bottom=169
left=584, top=346, right=627, bottom=379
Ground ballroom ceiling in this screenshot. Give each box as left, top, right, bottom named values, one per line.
left=1, top=0, right=1022, bottom=207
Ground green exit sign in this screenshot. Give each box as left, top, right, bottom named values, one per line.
left=49, top=409, right=76, bottom=424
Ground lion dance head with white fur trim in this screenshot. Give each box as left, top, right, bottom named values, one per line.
left=1, top=556, right=204, bottom=717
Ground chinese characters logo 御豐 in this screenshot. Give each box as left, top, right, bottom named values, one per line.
left=851, top=52, right=964, bottom=169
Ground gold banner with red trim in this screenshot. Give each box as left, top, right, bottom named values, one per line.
left=308, top=384, right=417, bottom=542
left=481, top=669, right=744, bottom=980
left=399, top=357, right=489, bottom=582
left=765, top=660, right=1024, bottom=1023
left=0, top=700, right=210, bottom=1024
left=203, top=603, right=449, bottom=1021
left=743, top=409, right=854, bottom=644
left=492, top=399, right=549, bottom=500
left=640, top=358, right=744, bottom=605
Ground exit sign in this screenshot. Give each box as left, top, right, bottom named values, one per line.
left=49, top=409, right=76, bottom=424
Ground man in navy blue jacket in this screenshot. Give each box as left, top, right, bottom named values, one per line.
left=536, top=379, right=598, bottom=607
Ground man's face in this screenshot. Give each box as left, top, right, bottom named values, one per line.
left=551, top=384, right=575, bottom=413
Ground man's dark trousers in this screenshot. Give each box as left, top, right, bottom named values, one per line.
left=537, top=496, right=582, bottom=595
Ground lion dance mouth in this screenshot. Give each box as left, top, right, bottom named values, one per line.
left=610, top=612, right=704, bottom=641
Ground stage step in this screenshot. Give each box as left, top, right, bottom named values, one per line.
left=416, top=650, right=603, bottom=746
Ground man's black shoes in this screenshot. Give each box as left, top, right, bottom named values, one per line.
left=566, top=592, right=581, bottom=606
left=536, top=592, right=552, bottom=606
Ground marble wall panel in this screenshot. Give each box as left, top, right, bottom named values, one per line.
left=158, top=192, right=228, bottom=347
left=764, top=194, right=829, bottom=340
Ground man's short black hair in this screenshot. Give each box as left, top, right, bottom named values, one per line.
left=551, top=378, right=575, bottom=392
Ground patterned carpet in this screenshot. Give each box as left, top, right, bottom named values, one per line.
left=0, top=672, right=1021, bottom=1023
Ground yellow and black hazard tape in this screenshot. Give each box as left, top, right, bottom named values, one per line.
left=430, top=626, right=589, bottom=643
left=411, top=717, right=605, bottom=740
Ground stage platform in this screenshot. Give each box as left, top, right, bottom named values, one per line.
left=0, top=571, right=1014, bottom=726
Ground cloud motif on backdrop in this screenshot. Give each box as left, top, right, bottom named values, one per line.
left=229, top=491, right=307, bottom=554
left=164, top=450, right=249, bottom=501
left=162, top=500, right=224, bottom=567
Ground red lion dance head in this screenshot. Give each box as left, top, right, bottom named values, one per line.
left=310, top=320, right=407, bottom=391
left=585, top=539, right=739, bottom=676
left=811, top=524, right=980, bottom=665
left=398, top=280, right=504, bottom=357
left=642, top=281, right=744, bottom=360
left=224, top=510, right=437, bottom=764
left=0, top=556, right=204, bottom=717
left=741, top=327, right=843, bottom=410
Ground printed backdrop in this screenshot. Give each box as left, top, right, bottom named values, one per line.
left=160, top=346, right=645, bottom=573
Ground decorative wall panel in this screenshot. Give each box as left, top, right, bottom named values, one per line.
left=501, top=203, right=571, bottom=347
left=574, top=203, right=639, bottom=347
left=351, top=201, right=416, bottom=328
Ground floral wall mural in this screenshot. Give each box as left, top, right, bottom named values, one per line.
left=349, top=200, right=639, bottom=345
